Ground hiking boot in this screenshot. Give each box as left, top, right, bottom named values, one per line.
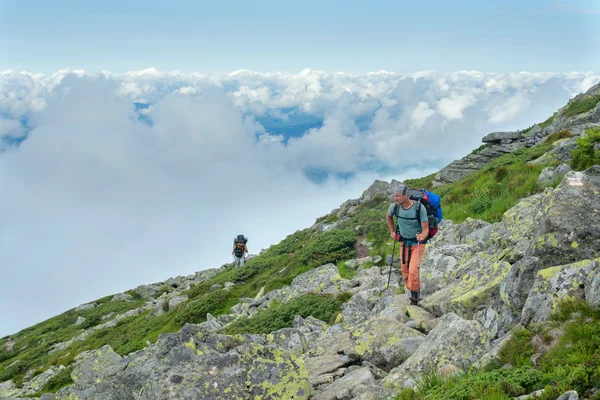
left=410, top=297, right=419, bottom=306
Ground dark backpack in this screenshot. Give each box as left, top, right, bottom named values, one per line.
left=233, top=242, right=246, bottom=257
left=394, top=189, right=443, bottom=238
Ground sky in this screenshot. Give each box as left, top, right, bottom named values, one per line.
left=1, top=0, right=599, bottom=74
left=0, top=1, right=599, bottom=338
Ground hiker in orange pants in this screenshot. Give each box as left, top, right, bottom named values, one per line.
left=386, top=182, right=429, bottom=305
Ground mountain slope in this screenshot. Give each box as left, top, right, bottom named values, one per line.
left=1, top=82, right=600, bottom=400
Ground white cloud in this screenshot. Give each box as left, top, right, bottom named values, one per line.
left=488, top=92, right=533, bottom=124
left=0, top=68, right=598, bottom=337
left=411, top=101, right=435, bottom=129
left=437, top=93, right=477, bottom=120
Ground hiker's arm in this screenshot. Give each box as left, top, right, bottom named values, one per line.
left=386, top=214, right=395, bottom=239
left=417, top=221, right=429, bottom=242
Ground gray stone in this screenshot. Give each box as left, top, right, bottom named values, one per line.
left=383, top=313, right=490, bottom=390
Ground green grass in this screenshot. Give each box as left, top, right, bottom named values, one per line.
left=219, top=293, right=347, bottom=335
left=434, top=139, right=562, bottom=223
left=562, top=95, right=600, bottom=118
left=337, top=261, right=358, bottom=280
left=394, top=299, right=600, bottom=400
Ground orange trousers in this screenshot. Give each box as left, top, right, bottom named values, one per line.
left=400, top=242, right=426, bottom=292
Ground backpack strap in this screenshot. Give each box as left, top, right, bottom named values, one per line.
left=395, top=201, right=419, bottom=221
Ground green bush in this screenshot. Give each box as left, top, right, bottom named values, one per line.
left=220, top=294, right=344, bottom=335
left=298, top=229, right=358, bottom=266
left=571, top=127, right=600, bottom=171
left=176, top=290, right=228, bottom=324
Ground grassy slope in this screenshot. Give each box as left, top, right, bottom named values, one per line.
left=1, top=116, right=598, bottom=397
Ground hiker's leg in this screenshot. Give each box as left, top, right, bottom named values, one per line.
left=400, top=244, right=410, bottom=286
left=240, top=256, right=245, bottom=267
left=407, top=244, right=423, bottom=293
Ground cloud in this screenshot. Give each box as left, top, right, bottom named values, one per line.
left=488, top=92, right=532, bottom=124
left=0, top=68, right=599, bottom=337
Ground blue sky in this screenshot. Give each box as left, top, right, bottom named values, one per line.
left=1, top=0, right=599, bottom=74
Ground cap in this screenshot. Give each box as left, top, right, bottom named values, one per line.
left=392, top=182, right=409, bottom=196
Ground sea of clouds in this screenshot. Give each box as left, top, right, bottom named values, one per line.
left=0, top=67, right=598, bottom=336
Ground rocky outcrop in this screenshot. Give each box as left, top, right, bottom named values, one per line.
left=432, top=82, right=600, bottom=187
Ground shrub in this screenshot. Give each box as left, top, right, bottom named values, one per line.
left=176, top=290, right=229, bottom=324
left=220, top=294, right=344, bottom=335
left=571, top=127, right=600, bottom=171
left=298, top=229, right=358, bottom=266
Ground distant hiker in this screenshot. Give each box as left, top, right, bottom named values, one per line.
left=386, top=182, right=429, bottom=306
left=232, top=234, right=248, bottom=268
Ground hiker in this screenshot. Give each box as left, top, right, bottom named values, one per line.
left=232, top=234, right=248, bottom=268
left=386, top=182, right=429, bottom=306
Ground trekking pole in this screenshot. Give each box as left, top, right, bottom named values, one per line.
left=416, top=232, right=422, bottom=303
left=386, top=236, right=398, bottom=289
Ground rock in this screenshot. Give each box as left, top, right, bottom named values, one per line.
left=515, top=389, right=546, bottom=399
left=210, top=283, right=223, bottom=291
left=305, top=353, right=353, bottom=387
left=56, top=325, right=311, bottom=400
left=342, top=289, right=380, bottom=328
left=473, top=324, right=523, bottom=369
left=361, top=180, right=392, bottom=199
left=482, top=131, right=524, bottom=143
left=0, top=380, right=17, bottom=398
left=419, top=244, right=476, bottom=296
left=111, top=293, right=134, bottom=302
left=383, top=313, right=490, bottom=390
left=311, top=367, right=376, bottom=400
left=74, top=316, right=86, bottom=326
left=284, top=263, right=347, bottom=302
left=556, top=391, right=579, bottom=400
left=521, top=258, right=598, bottom=325
left=348, top=313, right=425, bottom=371
left=267, top=328, right=307, bottom=354
left=421, top=258, right=511, bottom=319
left=527, top=125, right=543, bottom=136
left=530, top=168, right=600, bottom=267
left=71, top=345, right=127, bottom=385
left=168, top=295, right=188, bottom=310
left=22, top=368, right=55, bottom=394
left=75, top=302, right=96, bottom=311
left=135, top=284, right=158, bottom=299
left=537, top=163, right=572, bottom=186
left=586, top=269, right=600, bottom=308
